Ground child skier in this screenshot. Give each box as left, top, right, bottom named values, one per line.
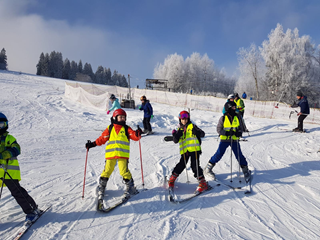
left=204, top=102, right=251, bottom=181
left=0, top=113, right=40, bottom=222
left=85, top=109, right=142, bottom=210
left=291, top=90, right=310, bottom=132
left=168, top=111, right=209, bottom=193
left=106, top=94, right=121, bottom=115
left=139, top=95, right=153, bottom=134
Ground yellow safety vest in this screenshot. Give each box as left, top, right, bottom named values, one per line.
left=235, top=98, right=245, bottom=112
left=0, top=134, right=21, bottom=187
left=220, top=116, right=240, bottom=141
left=179, top=124, right=201, bottom=155
left=105, top=125, right=130, bottom=159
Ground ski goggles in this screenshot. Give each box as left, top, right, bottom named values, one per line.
left=179, top=113, right=189, bottom=119
left=0, top=121, right=7, bottom=129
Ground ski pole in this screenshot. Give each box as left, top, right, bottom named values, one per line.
left=137, top=126, right=145, bottom=189
left=237, top=138, right=241, bottom=183
left=230, top=135, right=233, bottom=183
left=82, top=141, right=90, bottom=199
left=194, top=137, right=199, bottom=180
left=0, top=165, right=6, bottom=200
left=181, top=128, right=190, bottom=183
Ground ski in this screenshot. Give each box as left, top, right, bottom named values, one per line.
left=97, top=189, right=143, bottom=213
left=97, top=194, right=132, bottom=213
left=141, top=131, right=156, bottom=137
left=244, top=170, right=253, bottom=194
left=169, top=185, right=214, bottom=204
left=9, top=205, right=51, bottom=240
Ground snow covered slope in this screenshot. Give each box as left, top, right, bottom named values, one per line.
left=1, top=71, right=320, bottom=240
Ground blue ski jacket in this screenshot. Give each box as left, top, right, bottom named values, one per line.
left=139, top=100, right=153, bottom=118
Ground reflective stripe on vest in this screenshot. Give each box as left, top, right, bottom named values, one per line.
left=220, top=116, right=240, bottom=141
left=105, top=125, right=130, bottom=159
left=179, top=124, right=201, bottom=155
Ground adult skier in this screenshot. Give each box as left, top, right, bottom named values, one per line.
left=242, top=92, right=247, bottom=99
left=0, top=113, right=40, bottom=222
left=291, top=90, right=310, bottom=132
left=204, top=102, right=250, bottom=181
left=139, top=95, right=154, bottom=134
left=106, top=94, right=121, bottom=115
left=168, top=111, right=209, bottom=193
left=85, top=109, right=142, bottom=209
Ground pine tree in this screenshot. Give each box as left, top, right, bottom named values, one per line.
left=70, top=61, right=78, bottom=80
left=62, top=58, right=71, bottom=79
left=0, top=48, right=8, bottom=70
left=78, top=60, right=83, bottom=73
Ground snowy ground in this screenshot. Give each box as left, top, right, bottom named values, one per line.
left=1, top=71, right=320, bottom=240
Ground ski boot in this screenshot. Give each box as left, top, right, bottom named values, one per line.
left=124, top=178, right=138, bottom=197
left=195, top=176, right=208, bottom=194
left=241, top=165, right=251, bottom=182
left=168, top=173, right=179, bottom=188
left=204, top=162, right=216, bottom=180
left=97, top=177, right=108, bottom=210
left=25, top=208, right=41, bottom=223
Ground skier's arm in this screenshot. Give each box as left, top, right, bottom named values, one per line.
left=192, top=125, right=205, bottom=138
left=291, top=101, right=299, bottom=108
left=95, top=128, right=110, bottom=146
left=216, top=116, right=225, bottom=135
left=108, top=101, right=117, bottom=111
left=173, top=129, right=183, bottom=143
left=0, top=139, right=21, bottom=160
left=128, top=127, right=141, bottom=141
left=148, top=103, right=153, bottom=116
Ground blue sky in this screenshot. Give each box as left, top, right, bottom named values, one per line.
left=1, top=0, right=320, bottom=87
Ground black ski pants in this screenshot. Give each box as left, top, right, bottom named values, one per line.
left=143, top=117, right=152, bottom=132
left=298, top=114, right=307, bottom=130
left=172, top=151, right=203, bottom=179
left=3, top=178, right=37, bottom=214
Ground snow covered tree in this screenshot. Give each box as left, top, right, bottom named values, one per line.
left=83, top=63, right=94, bottom=82
left=78, top=60, right=83, bottom=73
left=0, top=48, right=8, bottom=70
left=94, top=66, right=105, bottom=84
left=260, top=24, right=314, bottom=103
left=236, top=43, right=266, bottom=100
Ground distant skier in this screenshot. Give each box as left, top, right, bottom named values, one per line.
left=204, top=102, right=251, bottom=182
left=85, top=109, right=142, bottom=210
left=139, top=95, right=154, bottom=134
left=106, top=94, right=121, bottom=115
left=168, top=111, right=209, bottom=193
left=0, top=113, right=40, bottom=222
left=291, top=90, right=310, bottom=132
left=234, top=93, right=245, bottom=118
left=242, top=92, right=247, bottom=99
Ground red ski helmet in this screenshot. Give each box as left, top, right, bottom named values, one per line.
left=179, top=111, right=190, bottom=119
left=113, top=109, right=127, bottom=121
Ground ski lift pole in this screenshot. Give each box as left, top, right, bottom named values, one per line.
left=82, top=141, right=90, bottom=199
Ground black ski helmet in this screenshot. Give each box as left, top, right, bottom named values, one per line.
left=234, top=92, right=239, bottom=98
left=224, top=101, right=237, bottom=112
left=0, top=112, right=8, bottom=134
left=109, top=94, right=116, bottom=100
left=296, top=90, right=303, bottom=97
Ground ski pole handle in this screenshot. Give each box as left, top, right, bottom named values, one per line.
left=82, top=140, right=90, bottom=199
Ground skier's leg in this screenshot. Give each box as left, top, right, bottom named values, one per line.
left=298, top=115, right=307, bottom=131
left=209, top=141, right=229, bottom=164
left=118, top=158, right=132, bottom=181
left=190, top=152, right=204, bottom=178
left=101, top=159, right=117, bottom=179
left=4, top=179, right=37, bottom=214
left=172, top=154, right=190, bottom=175
left=146, top=117, right=152, bottom=132
left=231, top=141, right=247, bottom=166
left=143, top=118, right=148, bottom=133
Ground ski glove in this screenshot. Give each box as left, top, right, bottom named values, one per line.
left=86, top=141, right=97, bottom=149
left=135, top=128, right=143, bottom=137
left=151, top=115, right=154, bottom=119
left=172, top=129, right=177, bottom=136
left=175, top=129, right=184, bottom=139
left=235, top=131, right=242, bottom=137
left=107, top=110, right=110, bottom=114
left=192, top=128, right=200, bottom=136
